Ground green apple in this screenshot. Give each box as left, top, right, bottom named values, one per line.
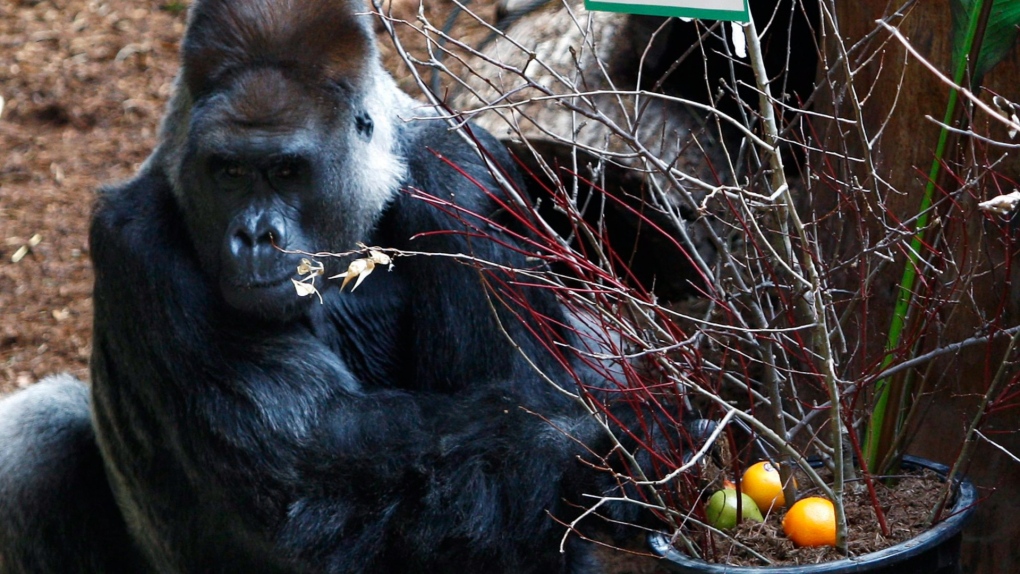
left=705, top=488, right=764, bottom=529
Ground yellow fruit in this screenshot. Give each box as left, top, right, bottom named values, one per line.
left=740, top=461, right=788, bottom=511
left=783, top=497, right=837, bottom=547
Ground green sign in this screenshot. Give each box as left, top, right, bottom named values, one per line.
left=585, top=0, right=750, bottom=22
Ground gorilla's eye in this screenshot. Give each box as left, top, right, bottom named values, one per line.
left=208, top=157, right=250, bottom=187
left=224, top=163, right=248, bottom=179
left=274, top=163, right=295, bottom=180
left=267, top=157, right=310, bottom=190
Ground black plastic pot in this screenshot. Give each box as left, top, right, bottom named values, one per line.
left=648, top=456, right=977, bottom=574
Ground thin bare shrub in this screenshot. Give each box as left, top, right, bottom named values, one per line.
left=369, top=0, right=1020, bottom=563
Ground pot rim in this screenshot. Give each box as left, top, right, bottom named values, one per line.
left=648, top=455, right=978, bottom=573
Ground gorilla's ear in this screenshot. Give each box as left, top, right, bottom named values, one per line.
left=181, top=0, right=377, bottom=96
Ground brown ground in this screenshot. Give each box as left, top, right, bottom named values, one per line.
left=1, top=1, right=185, bottom=392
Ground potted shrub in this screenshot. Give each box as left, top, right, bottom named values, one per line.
left=372, top=0, right=1018, bottom=570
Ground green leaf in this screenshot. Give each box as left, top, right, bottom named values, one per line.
left=951, top=0, right=1020, bottom=83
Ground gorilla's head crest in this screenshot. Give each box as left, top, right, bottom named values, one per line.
left=182, top=0, right=376, bottom=97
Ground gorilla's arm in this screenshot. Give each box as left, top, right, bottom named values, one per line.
left=90, top=167, right=433, bottom=570
left=89, top=167, right=593, bottom=573
left=349, top=119, right=581, bottom=394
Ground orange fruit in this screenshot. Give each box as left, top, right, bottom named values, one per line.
left=783, top=497, right=837, bottom=547
left=740, top=461, right=789, bottom=511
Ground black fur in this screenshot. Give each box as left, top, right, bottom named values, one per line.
left=0, top=1, right=620, bottom=572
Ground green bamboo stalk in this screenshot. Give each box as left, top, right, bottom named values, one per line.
left=863, top=0, right=991, bottom=474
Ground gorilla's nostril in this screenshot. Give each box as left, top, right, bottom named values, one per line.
left=233, top=229, right=255, bottom=249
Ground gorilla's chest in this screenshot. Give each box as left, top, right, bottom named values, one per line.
left=312, top=268, right=412, bottom=389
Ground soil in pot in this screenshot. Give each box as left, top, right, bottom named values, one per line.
left=652, top=457, right=976, bottom=571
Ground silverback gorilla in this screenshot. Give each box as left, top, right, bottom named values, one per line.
left=0, top=1, right=629, bottom=572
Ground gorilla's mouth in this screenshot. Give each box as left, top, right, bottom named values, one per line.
left=220, top=271, right=310, bottom=320
left=239, top=274, right=292, bottom=290
left=220, top=268, right=295, bottom=293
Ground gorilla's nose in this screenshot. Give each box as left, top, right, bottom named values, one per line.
left=228, top=209, right=285, bottom=259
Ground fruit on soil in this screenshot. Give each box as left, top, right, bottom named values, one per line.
left=741, top=461, right=789, bottom=511
left=783, top=497, right=837, bottom=547
left=705, top=488, right=764, bottom=530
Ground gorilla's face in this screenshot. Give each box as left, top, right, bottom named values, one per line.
left=177, top=67, right=395, bottom=322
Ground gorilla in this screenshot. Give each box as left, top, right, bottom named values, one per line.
left=0, top=1, right=636, bottom=572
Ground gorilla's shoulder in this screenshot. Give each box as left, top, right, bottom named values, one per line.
left=93, top=167, right=176, bottom=224
left=399, top=115, right=514, bottom=175
left=90, top=166, right=186, bottom=260
left=395, top=115, right=521, bottom=221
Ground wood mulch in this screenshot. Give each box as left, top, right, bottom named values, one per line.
left=673, top=466, right=955, bottom=568
left=1, top=0, right=185, bottom=393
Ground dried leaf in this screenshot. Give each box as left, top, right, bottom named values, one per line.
left=349, top=265, right=373, bottom=291
left=292, top=279, right=319, bottom=297
left=978, top=190, right=1020, bottom=215
left=331, top=258, right=375, bottom=291
left=992, top=96, right=1020, bottom=139
left=297, top=258, right=323, bottom=277
left=368, top=250, right=391, bottom=266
